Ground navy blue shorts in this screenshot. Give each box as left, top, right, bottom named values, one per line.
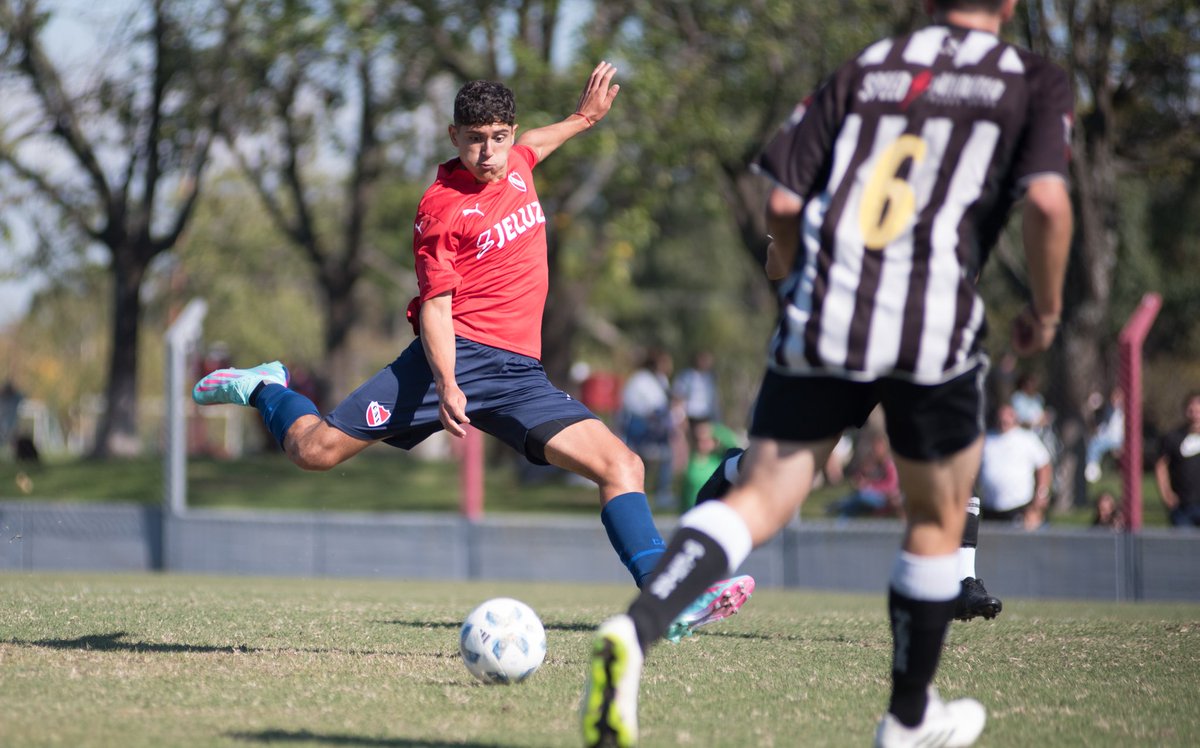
left=749, top=365, right=987, bottom=461
left=326, top=337, right=596, bottom=464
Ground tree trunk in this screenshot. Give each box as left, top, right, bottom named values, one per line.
left=320, top=279, right=360, bottom=409
left=1048, top=96, right=1120, bottom=510
left=91, top=247, right=146, bottom=458
left=541, top=279, right=584, bottom=388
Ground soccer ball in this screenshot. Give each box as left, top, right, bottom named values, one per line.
left=459, top=597, right=547, bottom=684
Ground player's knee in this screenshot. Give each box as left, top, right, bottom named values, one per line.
left=606, top=445, right=644, bottom=486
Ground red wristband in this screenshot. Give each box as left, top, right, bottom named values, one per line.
left=572, top=111, right=594, bottom=127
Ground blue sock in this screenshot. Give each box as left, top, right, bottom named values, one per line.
left=600, top=492, right=666, bottom=588
left=253, top=383, right=320, bottom=448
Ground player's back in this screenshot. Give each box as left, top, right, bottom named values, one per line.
left=759, top=24, right=1071, bottom=384
left=837, top=25, right=1064, bottom=266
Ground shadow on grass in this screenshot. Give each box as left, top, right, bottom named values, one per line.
left=227, top=729, right=511, bottom=747
left=13, top=626, right=772, bottom=659
left=379, top=618, right=614, bottom=634
left=378, top=618, right=772, bottom=640
left=12, top=631, right=257, bottom=654
left=9, top=631, right=401, bottom=656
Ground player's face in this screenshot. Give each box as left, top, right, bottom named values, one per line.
left=449, top=122, right=517, bottom=183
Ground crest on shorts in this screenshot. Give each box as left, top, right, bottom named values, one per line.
left=365, top=401, right=392, bottom=427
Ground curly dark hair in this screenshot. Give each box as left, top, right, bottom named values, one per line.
left=453, top=80, right=516, bottom=127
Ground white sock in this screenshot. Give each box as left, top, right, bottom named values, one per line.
left=679, top=500, right=753, bottom=575
left=889, top=551, right=960, bottom=602
left=957, top=547, right=976, bottom=580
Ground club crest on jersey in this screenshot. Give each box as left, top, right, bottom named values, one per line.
left=507, top=172, right=527, bottom=193
left=365, top=401, right=392, bottom=427
left=475, top=200, right=545, bottom=259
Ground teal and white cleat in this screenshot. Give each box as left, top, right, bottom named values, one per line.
left=193, top=361, right=289, bottom=406
left=665, top=574, right=755, bottom=643
left=581, top=615, right=642, bottom=748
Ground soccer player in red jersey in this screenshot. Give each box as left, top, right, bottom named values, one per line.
left=194, top=63, right=753, bottom=640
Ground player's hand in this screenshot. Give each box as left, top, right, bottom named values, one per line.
left=764, top=234, right=789, bottom=281
left=438, top=383, right=471, bottom=438
left=1011, top=304, right=1059, bottom=357
left=574, top=61, right=619, bottom=125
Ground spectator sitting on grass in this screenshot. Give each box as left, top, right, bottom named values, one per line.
left=679, top=418, right=740, bottom=513
left=825, top=430, right=901, bottom=519
left=1091, top=491, right=1124, bottom=531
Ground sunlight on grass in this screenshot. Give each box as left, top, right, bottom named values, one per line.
left=1, top=574, right=1196, bottom=747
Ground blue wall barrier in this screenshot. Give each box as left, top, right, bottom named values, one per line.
left=1, top=501, right=1197, bottom=602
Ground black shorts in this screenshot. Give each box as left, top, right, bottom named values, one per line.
left=981, top=504, right=1032, bottom=522
left=748, top=365, right=987, bottom=461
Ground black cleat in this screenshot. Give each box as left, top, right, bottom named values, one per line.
left=695, top=447, right=745, bottom=504
left=955, top=577, right=1002, bottom=621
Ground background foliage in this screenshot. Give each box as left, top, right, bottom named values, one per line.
left=1, top=0, right=1198, bottom=460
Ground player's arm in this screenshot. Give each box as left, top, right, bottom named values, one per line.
left=516, top=61, right=619, bottom=162
left=757, top=68, right=848, bottom=281
left=1011, top=176, right=1072, bottom=356
left=1155, top=455, right=1179, bottom=510
left=765, top=188, right=804, bottom=281
left=420, top=292, right=470, bottom=438
left=1032, top=460, right=1053, bottom=512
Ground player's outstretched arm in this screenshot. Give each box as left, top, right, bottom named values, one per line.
left=516, top=61, right=619, bottom=162
left=1012, top=176, right=1072, bottom=356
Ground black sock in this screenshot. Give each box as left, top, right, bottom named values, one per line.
left=626, top=527, right=729, bottom=652
left=887, top=587, right=957, bottom=727
left=961, top=512, right=979, bottom=555
left=248, top=381, right=267, bottom=407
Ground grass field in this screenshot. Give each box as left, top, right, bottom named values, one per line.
left=2, top=573, right=1197, bottom=747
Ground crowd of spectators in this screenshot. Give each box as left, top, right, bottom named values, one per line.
left=585, top=345, right=1195, bottom=531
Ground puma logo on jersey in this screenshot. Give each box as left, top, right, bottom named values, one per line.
left=462, top=203, right=484, bottom=218
left=475, top=200, right=545, bottom=259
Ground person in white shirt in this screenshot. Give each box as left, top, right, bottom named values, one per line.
left=979, top=403, right=1053, bottom=529
left=1085, top=387, right=1124, bottom=483
left=618, top=349, right=676, bottom=507
left=672, top=351, right=721, bottom=425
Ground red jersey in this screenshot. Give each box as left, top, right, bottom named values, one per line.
left=407, top=144, right=549, bottom=360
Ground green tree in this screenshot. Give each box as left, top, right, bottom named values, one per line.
left=0, top=0, right=236, bottom=456
left=216, top=0, right=427, bottom=401
left=1016, top=0, right=1200, bottom=505
left=561, top=1, right=913, bottom=405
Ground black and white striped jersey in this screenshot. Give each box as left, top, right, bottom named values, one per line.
left=756, top=24, right=1072, bottom=385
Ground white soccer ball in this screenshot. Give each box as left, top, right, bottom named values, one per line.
left=459, top=597, right=547, bottom=684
